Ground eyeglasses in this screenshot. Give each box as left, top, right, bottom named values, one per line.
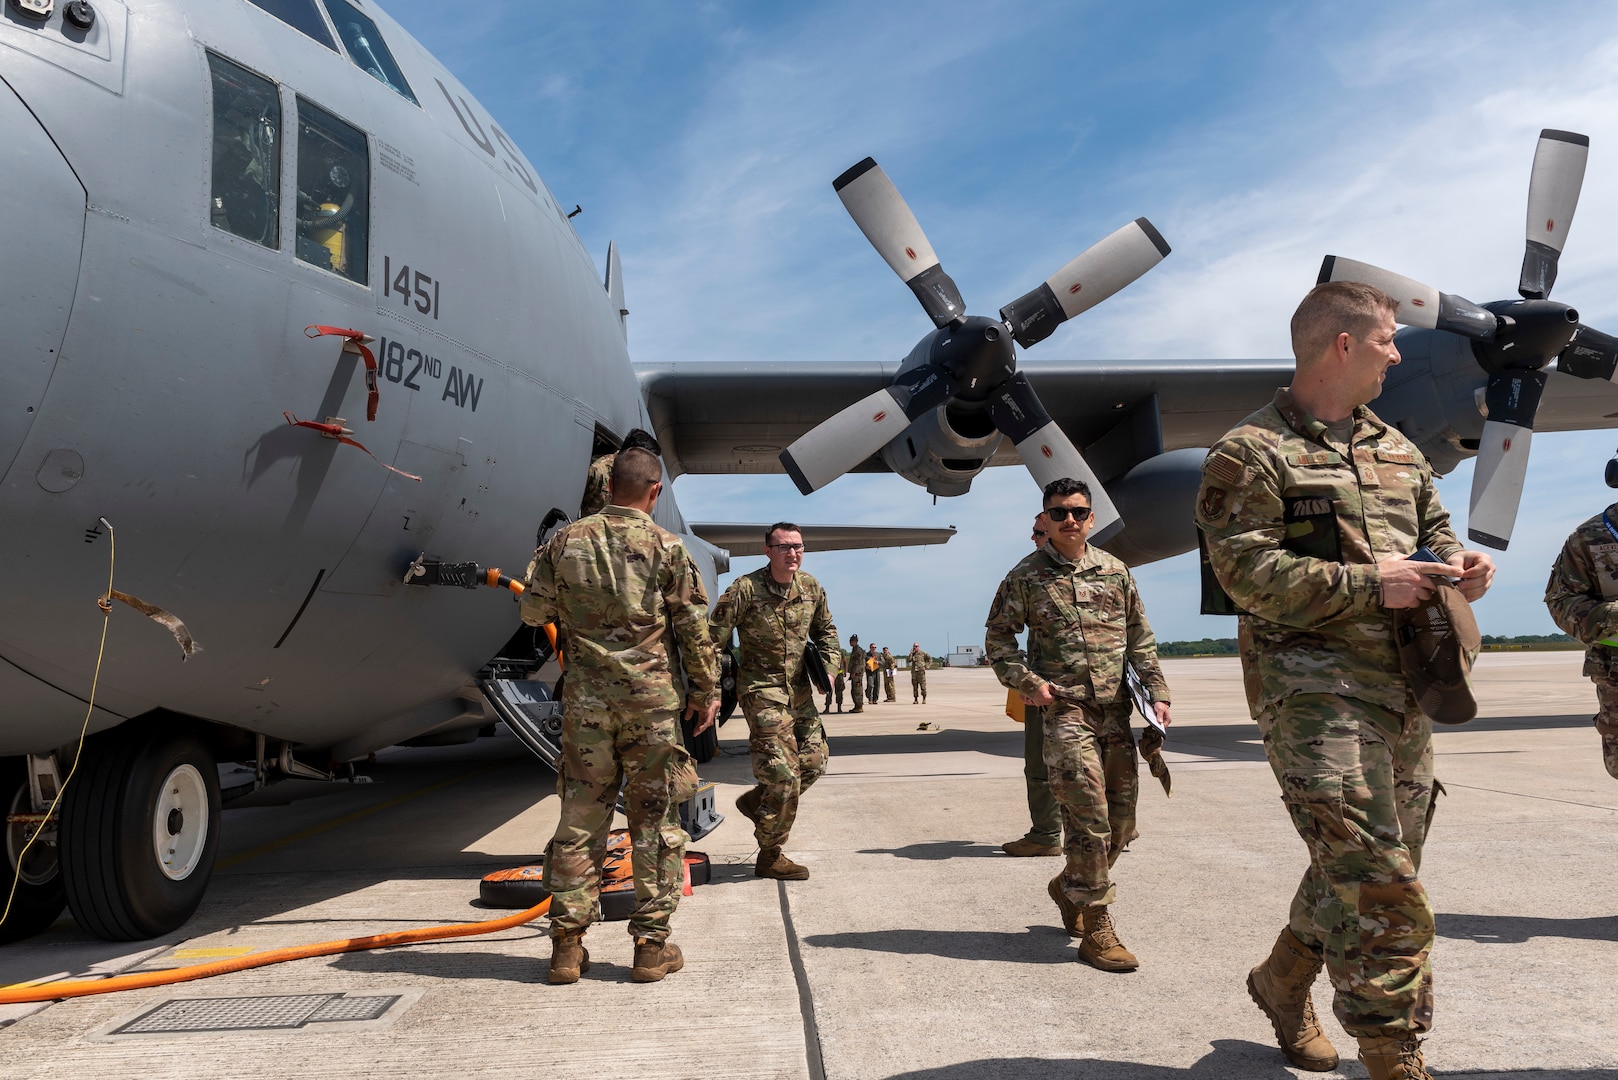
left=768, top=543, right=805, bottom=552
left=1043, top=506, right=1091, bottom=523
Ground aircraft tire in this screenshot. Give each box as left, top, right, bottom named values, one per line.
left=0, top=757, right=67, bottom=944
left=61, top=729, right=222, bottom=941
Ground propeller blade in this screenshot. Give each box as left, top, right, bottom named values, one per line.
left=1557, top=324, right=1618, bottom=382
left=833, top=157, right=965, bottom=328
left=985, top=372, right=1123, bottom=543
left=1000, top=218, right=1171, bottom=349
left=1467, top=369, right=1548, bottom=550
left=1317, top=256, right=1496, bottom=340
left=1520, top=128, right=1589, bottom=299
left=778, top=365, right=957, bottom=495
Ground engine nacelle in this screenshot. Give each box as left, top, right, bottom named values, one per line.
left=1096, top=448, right=1207, bottom=567
left=1369, top=328, right=1487, bottom=475
left=880, top=401, right=1003, bottom=496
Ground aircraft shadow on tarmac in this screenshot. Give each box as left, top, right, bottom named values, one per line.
left=876, top=1044, right=1618, bottom=1079
left=857, top=840, right=1007, bottom=860
left=1437, top=912, right=1618, bottom=944
left=0, top=736, right=558, bottom=985
left=803, top=924, right=1073, bottom=965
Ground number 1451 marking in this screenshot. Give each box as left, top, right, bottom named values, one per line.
left=383, top=255, right=441, bottom=320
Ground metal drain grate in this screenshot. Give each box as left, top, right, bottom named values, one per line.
left=112, top=993, right=401, bottom=1035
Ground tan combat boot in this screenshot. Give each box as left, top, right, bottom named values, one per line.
left=1047, top=874, right=1081, bottom=934
left=1357, top=1035, right=1431, bottom=1080
left=1003, top=837, right=1061, bottom=857
left=756, top=847, right=810, bottom=880
left=547, top=930, right=589, bottom=984
left=735, top=786, right=763, bottom=826
left=630, top=937, right=685, bottom=983
left=1076, top=906, right=1138, bottom=972
left=1246, top=927, right=1338, bottom=1071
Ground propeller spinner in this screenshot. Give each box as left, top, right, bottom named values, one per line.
left=1319, top=128, right=1599, bottom=550
left=780, top=157, right=1170, bottom=541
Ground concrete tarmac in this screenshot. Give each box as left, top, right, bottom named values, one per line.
left=2, top=653, right=1616, bottom=1079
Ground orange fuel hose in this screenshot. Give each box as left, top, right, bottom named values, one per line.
left=0, top=897, right=550, bottom=1004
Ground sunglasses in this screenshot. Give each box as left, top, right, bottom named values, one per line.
left=1043, top=506, right=1091, bottom=523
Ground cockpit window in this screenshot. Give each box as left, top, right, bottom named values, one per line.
left=320, top=0, right=417, bottom=105
left=295, top=97, right=369, bottom=284
left=207, top=53, right=281, bottom=250
left=242, top=0, right=337, bottom=51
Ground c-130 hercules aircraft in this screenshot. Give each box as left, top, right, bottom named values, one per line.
left=5, top=0, right=1618, bottom=947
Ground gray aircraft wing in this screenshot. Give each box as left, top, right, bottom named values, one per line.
left=688, top=523, right=957, bottom=558
left=638, top=357, right=1295, bottom=482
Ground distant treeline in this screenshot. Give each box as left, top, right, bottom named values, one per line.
left=1159, top=633, right=1574, bottom=657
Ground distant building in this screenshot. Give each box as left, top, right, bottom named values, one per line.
left=946, top=645, right=984, bottom=668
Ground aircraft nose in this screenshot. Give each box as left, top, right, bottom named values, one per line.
left=0, top=78, right=87, bottom=482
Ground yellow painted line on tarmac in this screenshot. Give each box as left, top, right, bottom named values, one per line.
left=216, top=760, right=512, bottom=871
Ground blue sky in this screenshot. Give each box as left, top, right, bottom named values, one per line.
left=387, top=0, right=1618, bottom=650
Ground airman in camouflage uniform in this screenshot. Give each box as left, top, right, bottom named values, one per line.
left=578, top=428, right=662, bottom=519
left=710, top=522, right=841, bottom=880
left=1544, top=503, right=1618, bottom=778
left=1198, top=282, right=1494, bottom=1079
left=986, top=477, right=1171, bottom=973
left=522, top=447, right=719, bottom=985
left=909, top=644, right=929, bottom=703
left=847, top=634, right=865, bottom=712
left=882, top=647, right=898, bottom=701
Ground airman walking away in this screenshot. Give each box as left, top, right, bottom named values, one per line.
left=521, top=447, right=719, bottom=985
left=1198, top=281, right=1495, bottom=1079
left=578, top=428, right=662, bottom=519
left=1544, top=491, right=1618, bottom=778
left=710, top=523, right=841, bottom=880
left=986, top=477, right=1172, bottom=973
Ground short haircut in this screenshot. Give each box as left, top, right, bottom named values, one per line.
left=609, top=446, right=662, bottom=500
left=1290, top=281, right=1399, bottom=363
left=621, top=427, right=662, bottom=456
left=1042, top=477, right=1091, bottom=506
left=764, top=521, right=801, bottom=547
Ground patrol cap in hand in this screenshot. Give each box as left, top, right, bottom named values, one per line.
left=1394, top=581, right=1481, bottom=725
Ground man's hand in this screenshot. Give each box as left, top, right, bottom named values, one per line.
left=1153, top=701, right=1172, bottom=728
left=1378, top=556, right=1458, bottom=609
left=1021, top=681, right=1055, bottom=707
left=1447, top=549, right=1496, bottom=603
left=685, top=699, right=721, bottom=735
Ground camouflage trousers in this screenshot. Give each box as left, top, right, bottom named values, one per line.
left=849, top=669, right=865, bottom=708
left=742, top=692, right=830, bottom=849
left=827, top=673, right=845, bottom=712
left=1046, top=699, right=1139, bottom=909
left=1592, top=677, right=1618, bottom=778
left=912, top=670, right=927, bottom=702
left=544, top=706, right=698, bottom=941
left=883, top=671, right=897, bottom=701
left=1256, top=692, right=1436, bottom=1038
left=1022, top=705, right=1061, bottom=845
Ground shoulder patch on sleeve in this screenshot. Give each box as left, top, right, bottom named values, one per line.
left=1203, top=449, right=1245, bottom=486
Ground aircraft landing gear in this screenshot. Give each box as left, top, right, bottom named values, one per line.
left=1, top=757, right=66, bottom=944
left=61, top=728, right=222, bottom=941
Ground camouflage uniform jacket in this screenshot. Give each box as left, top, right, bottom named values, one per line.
left=709, top=568, right=840, bottom=706
left=908, top=647, right=930, bottom=669
left=985, top=542, right=1169, bottom=706
left=881, top=648, right=896, bottom=672
left=1544, top=504, right=1618, bottom=676
left=579, top=453, right=614, bottom=518
left=520, top=506, right=718, bottom=713
left=1197, top=387, right=1461, bottom=714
